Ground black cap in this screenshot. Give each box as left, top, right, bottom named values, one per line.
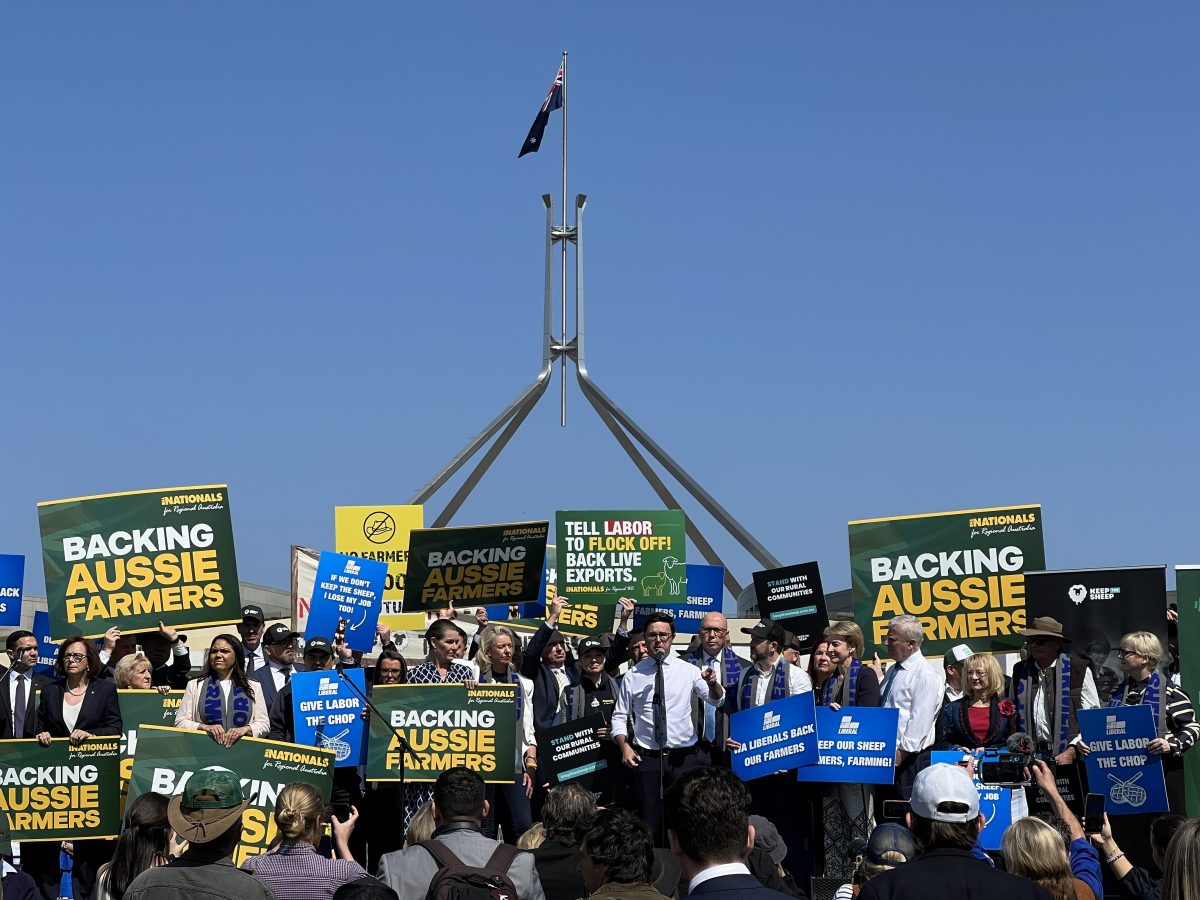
left=240, top=605, right=265, bottom=623
left=784, top=631, right=804, bottom=653
left=742, top=618, right=788, bottom=646
left=578, top=637, right=605, bottom=655
left=263, top=623, right=298, bottom=645
left=304, top=636, right=332, bottom=656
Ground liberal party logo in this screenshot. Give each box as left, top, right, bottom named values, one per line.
left=344, top=559, right=361, bottom=576
left=1105, top=715, right=1126, bottom=736
left=763, top=710, right=781, bottom=730
left=363, top=512, right=396, bottom=545
left=318, top=677, right=339, bottom=697
left=838, top=716, right=859, bottom=735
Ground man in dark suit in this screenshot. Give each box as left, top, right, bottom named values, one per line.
left=857, top=764, right=1052, bottom=900
left=249, top=622, right=303, bottom=712
left=665, top=766, right=794, bottom=900
left=1, top=630, right=49, bottom=739
left=684, top=612, right=750, bottom=767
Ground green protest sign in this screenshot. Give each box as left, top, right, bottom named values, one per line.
left=38, top=484, right=242, bottom=639
left=403, top=522, right=548, bottom=613
left=0, top=737, right=121, bottom=842
left=118, top=689, right=184, bottom=786
left=1177, top=566, right=1200, bottom=817
left=128, top=725, right=334, bottom=868
left=366, top=683, right=517, bottom=783
left=556, top=510, right=687, bottom=605
left=849, top=504, right=1045, bottom=658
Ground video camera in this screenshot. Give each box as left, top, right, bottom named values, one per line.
left=977, top=733, right=1040, bottom=787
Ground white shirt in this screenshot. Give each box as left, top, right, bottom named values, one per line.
left=612, top=653, right=723, bottom=750
left=267, top=660, right=294, bottom=693
left=245, top=647, right=265, bottom=672
left=1031, top=658, right=1099, bottom=744
left=881, top=648, right=943, bottom=753
left=739, top=659, right=813, bottom=708
left=6, top=667, right=32, bottom=734
left=688, top=862, right=751, bottom=894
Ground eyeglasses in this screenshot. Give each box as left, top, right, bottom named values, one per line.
left=62, top=653, right=87, bottom=662
left=699, top=627, right=727, bottom=635
left=645, top=632, right=672, bottom=642
left=1117, top=649, right=1142, bottom=659
left=1026, top=637, right=1057, bottom=647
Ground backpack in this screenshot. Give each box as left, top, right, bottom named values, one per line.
left=419, top=839, right=522, bottom=900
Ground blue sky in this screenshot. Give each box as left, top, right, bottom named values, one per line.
left=3, top=3, right=1197, bottom=606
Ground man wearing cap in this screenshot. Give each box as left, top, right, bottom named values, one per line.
left=238, top=605, right=267, bottom=674
left=684, top=611, right=750, bottom=768
left=857, top=764, right=1052, bottom=900
left=943, top=643, right=974, bottom=707
left=781, top=632, right=804, bottom=668
left=123, top=769, right=275, bottom=900
left=521, top=595, right=633, bottom=735
left=1008, top=616, right=1099, bottom=765
left=578, top=635, right=624, bottom=805
left=250, top=622, right=303, bottom=712
left=724, top=619, right=813, bottom=881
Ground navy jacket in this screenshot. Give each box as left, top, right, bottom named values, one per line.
left=688, top=872, right=796, bottom=900
left=520, top=624, right=629, bottom=733
left=0, top=670, right=51, bottom=739
left=36, top=678, right=122, bottom=738
left=250, top=662, right=305, bottom=713
left=934, top=697, right=1021, bottom=750
left=858, top=849, right=1053, bottom=900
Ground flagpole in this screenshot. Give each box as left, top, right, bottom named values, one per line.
left=560, top=49, right=568, bottom=427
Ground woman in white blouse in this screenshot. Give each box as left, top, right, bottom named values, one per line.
left=176, top=633, right=269, bottom=745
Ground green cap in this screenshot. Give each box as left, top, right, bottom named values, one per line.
left=182, top=769, right=246, bottom=810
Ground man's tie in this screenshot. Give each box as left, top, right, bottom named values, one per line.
left=246, top=652, right=256, bottom=674
left=14, top=674, right=26, bottom=737
left=880, top=662, right=901, bottom=704
left=282, top=667, right=290, bottom=685
left=703, top=657, right=718, bottom=742
left=653, top=660, right=668, bottom=750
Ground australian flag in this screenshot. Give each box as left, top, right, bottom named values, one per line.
left=518, top=64, right=563, bottom=158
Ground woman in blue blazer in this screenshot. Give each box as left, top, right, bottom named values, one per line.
left=28, top=636, right=122, bottom=900
left=935, top=653, right=1020, bottom=750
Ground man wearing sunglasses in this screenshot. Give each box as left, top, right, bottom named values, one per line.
left=1009, top=616, right=1098, bottom=764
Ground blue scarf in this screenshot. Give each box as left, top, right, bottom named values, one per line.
left=689, top=647, right=743, bottom=692
left=822, top=658, right=862, bottom=707
left=740, top=660, right=789, bottom=711
left=1015, top=654, right=1072, bottom=754
left=202, top=676, right=250, bottom=729
left=482, top=666, right=523, bottom=724
left=1109, top=671, right=1165, bottom=737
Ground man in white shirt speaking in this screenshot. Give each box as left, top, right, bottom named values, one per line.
left=612, top=611, right=724, bottom=845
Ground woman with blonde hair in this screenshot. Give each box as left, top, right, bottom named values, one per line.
left=1003, top=816, right=1094, bottom=900
left=113, top=652, right=172, bottom=694
left=404, top=801, right=435, bottom=847
left=242, top=782, right=366, bottom=898
left=935, top=654, right=1020, bottom=750
left=819, top=621, right=881, bottom=709
left=1161, top=818, right=1200, bottom=900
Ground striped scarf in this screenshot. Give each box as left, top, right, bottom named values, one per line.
left=740, top=660, right=790, bottom=711
left=1016, top=655, right=1072, bottom=755
left=689, top=647, right=743, bottom=692
left=821, top=658, right=862, bottom=707
left=202, top=676, right=250, bottom=729
left=1109, top=671, right=1166, bottom=737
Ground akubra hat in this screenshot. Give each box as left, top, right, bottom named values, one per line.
left=1018, top=616, right=1070, bottom=642
left=167, top=769, right=251, bottom=844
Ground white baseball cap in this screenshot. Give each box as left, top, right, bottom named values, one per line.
left=909, top=763, right=980, bottom=823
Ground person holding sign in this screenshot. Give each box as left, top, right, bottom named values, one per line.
left=1108, top=631, right=1198, bottom=813
left=723, top=619, right=812, bottom=881
left=29, top=637, right=123, bottom=900
left=175, top=634, right=269, bottom=746
left=611, top=612, right=724, bottom=846
left=476, top=624, right=537, bottom=845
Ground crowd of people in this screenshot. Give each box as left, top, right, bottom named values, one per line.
left=2, top=596, right=1199, bottom=900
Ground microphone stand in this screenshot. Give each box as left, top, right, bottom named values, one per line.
left=335, top=663, right=424, bottom=796
left=652, top=652, right=667, bottom=848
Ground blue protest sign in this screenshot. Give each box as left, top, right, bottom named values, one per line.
left=305, top=551, right=388, bottom=652
left=633, top=565, right=723, bottom=632
left=0, top=554, right=23, bottom=627
left=291, top=668, right=367, bottom=767
left=930, top=749, right=1013, bottom=850
left=730, top=692, right=818, bottom=781
left=796, top=706, right=898, bottom=785
left=1078, top=706, right=1169, bottom=815
left=31, top=610, right=58, bottom=675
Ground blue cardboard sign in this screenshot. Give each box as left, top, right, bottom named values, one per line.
left=31, top=610, right=58, bottom=675
left=0, top=554, right=23, bottom=627
left=730, top=692, right=818, bottom=781
left=1078, top=706, right=1169, bottom=815
left=930, top=749, right=1013, bottom=850
left=290, top=668, right=367, bottom=767
left=633, top=564, right=723, bottom=632
left=796, top=706, right=898, bottom=785
left=305, top=551, right=388, bottom=652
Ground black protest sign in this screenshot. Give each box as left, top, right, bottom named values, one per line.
left=752, top=562, right=828, bottom=649
left=540, top=714, right=607, bottom=788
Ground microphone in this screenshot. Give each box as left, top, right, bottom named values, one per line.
left=1006, top=731, right=1035, bottom=756
left=652, top=648, right=667, bottom=663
